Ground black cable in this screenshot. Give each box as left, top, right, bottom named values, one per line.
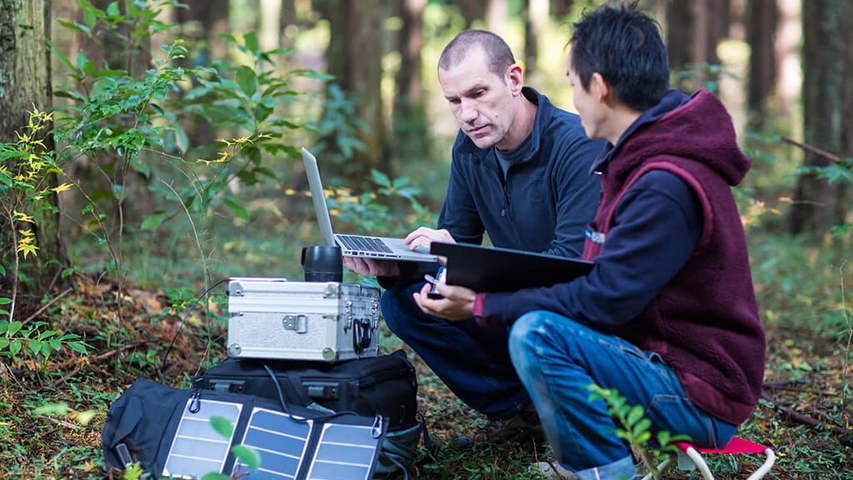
left=158, top=277, right=230, bottom=382
left=261, top=363, right=368, bottom=426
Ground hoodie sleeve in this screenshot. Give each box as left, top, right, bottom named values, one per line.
left=479, top=170, right=703, bottom=327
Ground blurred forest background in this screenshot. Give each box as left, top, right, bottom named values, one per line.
left=1, top=0, right=852, bottom=478
left=2, top=0, right=851, bottom=293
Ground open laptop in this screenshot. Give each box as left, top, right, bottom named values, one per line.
left=301, top=147, right=437, bottom=262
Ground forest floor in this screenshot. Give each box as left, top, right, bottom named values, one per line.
left=1, top=274, right=851, bottom=479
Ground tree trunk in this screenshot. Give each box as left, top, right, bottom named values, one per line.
left=666, top=0, right=695, bottom=73
left=325, top=0, right=388, bottom=182
left=392, top=0, right=430, bottom=166
left=0, top=0, right=65, bottom=295
left=667, top=0, right=728, bottom=92
left=775, top=0, right=800, bottom=118
left=524, top=0, right=548, bottom=77
left=280, top=0, right=296, bottom=48
left=485, top=0, right=509, bottom=36
left=704, top=0, right=730, bottom=66
left=551, top=0, right=573, bottom=19
left=259, top=0, right=282, bottom=54
left=176, top=0, right=230, bottom=147
left=458, top=0, right=486, bottom=29
left=746, top=0, right=778, bottom=128
left=789, top=0, right=852, bottom=236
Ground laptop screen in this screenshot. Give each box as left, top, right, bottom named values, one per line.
left=301, top=147, right=337, bottom=247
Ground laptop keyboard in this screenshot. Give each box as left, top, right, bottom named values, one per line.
left=337, top=235, right=394, bottom=253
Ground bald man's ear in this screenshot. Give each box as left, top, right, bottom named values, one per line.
left=507, top=64, right=524, bottom=95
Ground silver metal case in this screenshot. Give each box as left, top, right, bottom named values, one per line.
left=226, top=278, right=381, bottom=362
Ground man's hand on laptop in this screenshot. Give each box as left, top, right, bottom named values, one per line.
left=404, top=227, right=455, bottom=254
left=342, top=257, right=400, bottom=277
left=413, top=281, right=476, bottom=321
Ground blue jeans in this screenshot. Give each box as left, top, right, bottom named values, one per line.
left=509, top=310, right=736, bottom=480
left=381, top=283, right=531, bottom=419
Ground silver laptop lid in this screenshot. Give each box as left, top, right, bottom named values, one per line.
left=301, top=147, right=337, bottom=247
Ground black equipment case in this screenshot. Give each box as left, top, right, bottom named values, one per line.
left=192, top=349, right=419, bottom=432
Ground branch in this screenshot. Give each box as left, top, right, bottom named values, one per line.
left=781, top=136, right=843, bottom=164
left=761, top=391, right=853, bottom=437
left=20, top=287, right=73, bottom=326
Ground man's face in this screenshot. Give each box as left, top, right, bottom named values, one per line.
left=438, top=47, right=518, bottom=150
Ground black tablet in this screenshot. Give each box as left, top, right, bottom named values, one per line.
left=429, top=242, right=594, bottom=292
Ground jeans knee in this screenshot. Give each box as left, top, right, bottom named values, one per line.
left=508, top=311, right=550, bottom=360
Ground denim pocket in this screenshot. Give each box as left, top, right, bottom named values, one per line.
left=596, top=336, right=649, bottom=362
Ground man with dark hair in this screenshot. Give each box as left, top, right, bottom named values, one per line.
left=344, top=29, right=604, bottom=443
left=415, top=4, right=766, bottom=479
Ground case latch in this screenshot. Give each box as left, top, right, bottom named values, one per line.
left=282, top=314, right=308, bottom=333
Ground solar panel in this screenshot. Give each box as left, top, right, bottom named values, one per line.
left=162, top=395, right=384, bottom=480
left=162, top=399, right=242, bottom=479
left=232, top=407, right=314, bottom=479
left=305, top=422, right=383, bottom=480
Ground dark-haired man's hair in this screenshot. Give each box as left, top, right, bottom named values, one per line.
left=569, top=1, right=669, bottom=111
left=439, top=29, right=516, bottom=78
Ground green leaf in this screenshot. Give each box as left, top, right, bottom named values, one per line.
left=56, top=20, right=92, bottom=36
left=200, top=473, right=230, bottom=480
left=9, top=339, right=22, bottom=355
left=76, top=410, right=97, bottom=426
left=632, top=418, right=652, bottom=437
left=140, top=212, right=166, bottom=230
left=235, top=66, right=258, bottom=97
left=29, top=339, right=43, bottom=355
left=82, top=6, right=97, bottom=31
left=243, top=32, right=259, bottom=53
left=210, top=416, right=234, bottom=439
left=49, top=40, right=78, bottom=70
left=68, top=342, right=89, bottom=354
left=0, top=297, right=12, bottom=305
left=106, top=1, right=120, bottom=17
left=626, top=405, right=645, bottom=426
left=224, top=199, right=249, bottom=222
left=371, top=169, right=392, bottom=188
left=8, top=321, right=22, bottom=335
left=232, top=444, right=262, bottom=470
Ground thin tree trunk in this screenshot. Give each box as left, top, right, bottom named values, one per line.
left=485, top=0, right=509, bottom=37
left=666, top=0, right=694, bottom=73
left=458, top=0, right=486, bottom=29
left=775, top=0, right=800, bottom=118
left=746, top=0, right=778, bottom=128
left=789, top=0, right=852, bottom=236
left=392, top=0, right=430, bottom=166
left=552, top=0, right=573, bottom=18
left=325, top=0, right=388, bottom=182
left=0, top=0, right=65, bottom=296
left=524, top=0, right=548, bottom=77
left=259, top=0, right=282, bottom=55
